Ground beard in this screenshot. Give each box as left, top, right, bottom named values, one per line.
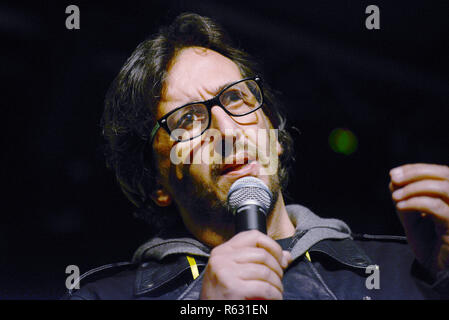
left=166, top=126, right=286, bottom=244
left=169, top=159, right=283, bottom=237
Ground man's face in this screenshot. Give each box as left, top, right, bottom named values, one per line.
left=152, top=47, right=281, bottom=247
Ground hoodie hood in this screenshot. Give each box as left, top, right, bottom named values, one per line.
left=132, top=204, right=352, bottom=263
left=285, top=204, right=351, bottom=259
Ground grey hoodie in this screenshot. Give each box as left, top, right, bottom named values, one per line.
left=132, top=204, right=352, bottom=263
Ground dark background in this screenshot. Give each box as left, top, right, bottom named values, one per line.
left=1, top=0, right=448, bottom=299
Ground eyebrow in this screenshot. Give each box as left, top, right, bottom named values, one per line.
left=214, top=82, right=231, bottom=94
left=167, top=80, right=236, bottom=108
left=189, top=81, right=233, bottom=104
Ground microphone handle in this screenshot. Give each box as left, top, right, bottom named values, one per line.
left=235, top=203, right=267, bottom=234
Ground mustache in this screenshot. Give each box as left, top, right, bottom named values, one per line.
left=210, top=135, right=273, bottom=178
left=172, top=129, right=278, bottom=175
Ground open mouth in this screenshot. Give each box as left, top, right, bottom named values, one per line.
left=220, top=156, right=257, bottom=176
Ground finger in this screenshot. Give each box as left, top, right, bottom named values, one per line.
left=392, top=179, right=449, bottom=203
left=233, top=248, right=284, bottom=278
left=390, top=163, right=449, bottom=187
left=230, top=230, right=286, bottom=268
left=238, top=263, right=283, bottom=293
left=389, top=181, right=394, bottom=192
left=389, top=181, right=401, bottom=193
left=396, top=196, right=449, bottom=222
left=283, top=250, right=293, bottom=266
left=242, top=280, right=283, bottom=300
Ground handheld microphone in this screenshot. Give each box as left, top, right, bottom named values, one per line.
left=227, top=176, right=273, bottom=234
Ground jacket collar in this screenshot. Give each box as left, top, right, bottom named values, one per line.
left=133, top=237, right=373, bottom=296
left=134, top=255, right=208, bottom=296
left=133, top=204, right=368, bottom=296
left=309, top=238, right=373, bottom=269
left=286, top=204, right=352, bottom=260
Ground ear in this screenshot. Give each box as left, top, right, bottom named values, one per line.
left=276, top=138, right=283, bottom=157
left=150, top=186, right=172, bottom=207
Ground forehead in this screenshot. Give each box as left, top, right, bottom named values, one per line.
left=157, top=47, right=243, bottom=117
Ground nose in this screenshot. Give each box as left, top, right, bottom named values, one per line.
left=209, top=105, right=240, bottom=134
left=208, top=106, right=243, bottom=158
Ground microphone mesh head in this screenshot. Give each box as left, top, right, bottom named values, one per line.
left=227, top=177, right=273, bottom=214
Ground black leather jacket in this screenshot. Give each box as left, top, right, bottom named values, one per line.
left=63, top=233, right=449, bottom=300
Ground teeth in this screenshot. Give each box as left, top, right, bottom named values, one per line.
left=233, top=157, right=246, bottom=164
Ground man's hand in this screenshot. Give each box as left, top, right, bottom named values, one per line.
left=200, top=230, right=292, bottom=300
left=389, top=163, right=449, bottom=275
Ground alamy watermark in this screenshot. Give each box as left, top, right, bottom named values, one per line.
left=365, top=264, right=380, bottom=290
left=65, top=264, right=80, bottom=290
left=168, top=124, right=279, bottom=176
left=65, top=5, right=80, bottom=30
left=365, top=5, right=380, bottom=30
left=64, top=5, right=380, bottom=31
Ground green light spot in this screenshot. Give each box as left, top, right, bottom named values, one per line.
left=329, top=128, right=358, bottom=155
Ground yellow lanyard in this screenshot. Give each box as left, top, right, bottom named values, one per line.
left=186, top=255, right=200, bottom=280
left=305, top=251, right=312, bottom=262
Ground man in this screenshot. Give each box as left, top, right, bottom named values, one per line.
left=65, top=13, right=449, bottom=300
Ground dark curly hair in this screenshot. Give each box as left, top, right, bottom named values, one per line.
left=101, top=13, right=294, bottom=235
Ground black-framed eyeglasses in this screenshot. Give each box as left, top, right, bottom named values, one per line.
left=149, top=76, right=263, bottom=143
